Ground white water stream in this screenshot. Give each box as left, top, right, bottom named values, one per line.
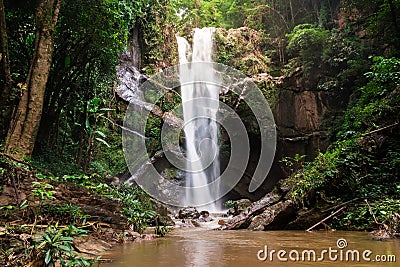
left=176, top=28, right=221, bottom=211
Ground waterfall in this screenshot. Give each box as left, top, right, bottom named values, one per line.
left=176, top=28, right=221, bottom=211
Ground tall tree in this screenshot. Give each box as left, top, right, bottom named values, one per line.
left=0, top=0, right=12, bottom=138
left=0, top=0, right=11, bottom=100
left=5, top=0, right=61, bottom=158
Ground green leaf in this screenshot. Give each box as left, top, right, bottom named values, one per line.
left=19, top=199, right=28, bottom=209
left=95, top=137, right=110, bottom=147
left=95, top=130, right=106, bottom=138
left=44, top=234, right=52, bottom=243
left=36, top=173, right=47, bottom=179
left=45, top=250, right=52, bottom=265
left=65, top=55, right=71, bottom=68
left=85, top=118, right=92, bottom=134
left=89, top=98, right=101, bottom=106
left=59, top=244, right=72, bottom=253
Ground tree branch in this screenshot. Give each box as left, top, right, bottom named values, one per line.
left=362, top=122, right=399, bottom=136
left=52, top=0, right=61, bottom=30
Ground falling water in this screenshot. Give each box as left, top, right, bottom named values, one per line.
left=176, top=28, right=220, bottom=211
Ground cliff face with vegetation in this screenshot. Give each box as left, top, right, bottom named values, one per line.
left=207, top=26, right=352, bottom=200
left=113, top=0, right=400, bottom=232
left=0, top=3, right=399, bottom=265
left=152, top=0, right=399, bottom=232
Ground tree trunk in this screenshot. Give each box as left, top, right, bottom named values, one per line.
left=5, top=0, right=61, bottom=159
left=0, top=0, right=13, bottom=139
left=132, top=25, right=141, bottom=69
left=194, top=0, right=200, bottom=28
left=289, top=0, right=295, bottom=25
left=0, top=0, right=11, bottom=99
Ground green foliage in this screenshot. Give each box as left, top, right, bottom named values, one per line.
left=280, top=154, right=306, bottom=176
left=155, top=225, right=171, bottom=237
left=145, top=115, right=162, bottom=154
left=287, top=55, right=400, bottom=231
left=338, top=199, right=400, bottom=231
left=34, top=224, right=96, bottom=267
left=9, top=0, right=151, bottom=175
left=341, top=0, right=400, bottom=55
left=169, top=0, right=339, bottom=34
left=215, top=28, right=271, bottom=75
left=285, top=148, right=340, bottom=205
left=62, top=173, right=112, bottom=195
left=138, top=0, right=176, bottom=68
left=112, top=183, right=156, bottom=233
left=0, top=199, right=29, bottom=218
left=340, top=56, right=400, bottom=134
left=42, top=204, right=87, bottom=225
left=224, top=200, right=235, bottom=208
left=286, top=24, right=330, bottom=74
left=32, top=181, right=56, bottom=202
left=322, top=30, right=365, bottom=71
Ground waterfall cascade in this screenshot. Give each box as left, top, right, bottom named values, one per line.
left=176, top=28, right=221, bottom=211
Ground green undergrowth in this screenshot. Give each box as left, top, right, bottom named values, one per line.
left=284, top=56, right=400, bottom=231
left=0, top=155, right=161, bottom=266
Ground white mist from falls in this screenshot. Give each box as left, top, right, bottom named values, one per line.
left=176, top=28, right=221, bottom=211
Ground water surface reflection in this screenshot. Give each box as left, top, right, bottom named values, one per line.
left=102, top=229, right=399, bottom=267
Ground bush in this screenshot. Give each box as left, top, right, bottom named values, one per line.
left=286, top=24, right=329, bottom=73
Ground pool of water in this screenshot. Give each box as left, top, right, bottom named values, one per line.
left=101, top=228, right=399, bottom=267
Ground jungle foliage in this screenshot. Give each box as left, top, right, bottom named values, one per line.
left=0, top=2, right=399, bottom=263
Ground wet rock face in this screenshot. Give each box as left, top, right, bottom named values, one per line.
left=274, top=72, right=334, bottom=161
left=178, top=207, right=200, bottom=219
left=276, top=90, right=329, bottom=134
left=273, top=69, right=346, bottom=159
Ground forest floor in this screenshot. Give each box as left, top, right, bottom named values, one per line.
left=0, top=156, right=159, bottom=266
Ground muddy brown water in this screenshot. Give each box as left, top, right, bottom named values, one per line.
left=101, top=228, right=399, bottom=267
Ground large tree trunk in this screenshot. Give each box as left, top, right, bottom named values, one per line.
left=5, top=0, right=61, bottom=159
left=0, top=0, right=13, bottom=139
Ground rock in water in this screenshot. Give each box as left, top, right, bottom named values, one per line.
left=178, top=207, right=200, bottom=219
left=247, top=200, right=296, bottom=231
left=198, top=211, right=213, bottom=222
left=221, top=193, right=281, bottom=230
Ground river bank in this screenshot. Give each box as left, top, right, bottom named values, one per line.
left=0, top=156, right=170, bottom=266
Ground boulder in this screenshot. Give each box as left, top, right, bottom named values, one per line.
left=178, top=207, right=200, bottom=219
left=220, top=192, right=281, bottom=230
left=198, top=211, right=213, bottom=222
left=247, top=200, right=296, bottom=231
